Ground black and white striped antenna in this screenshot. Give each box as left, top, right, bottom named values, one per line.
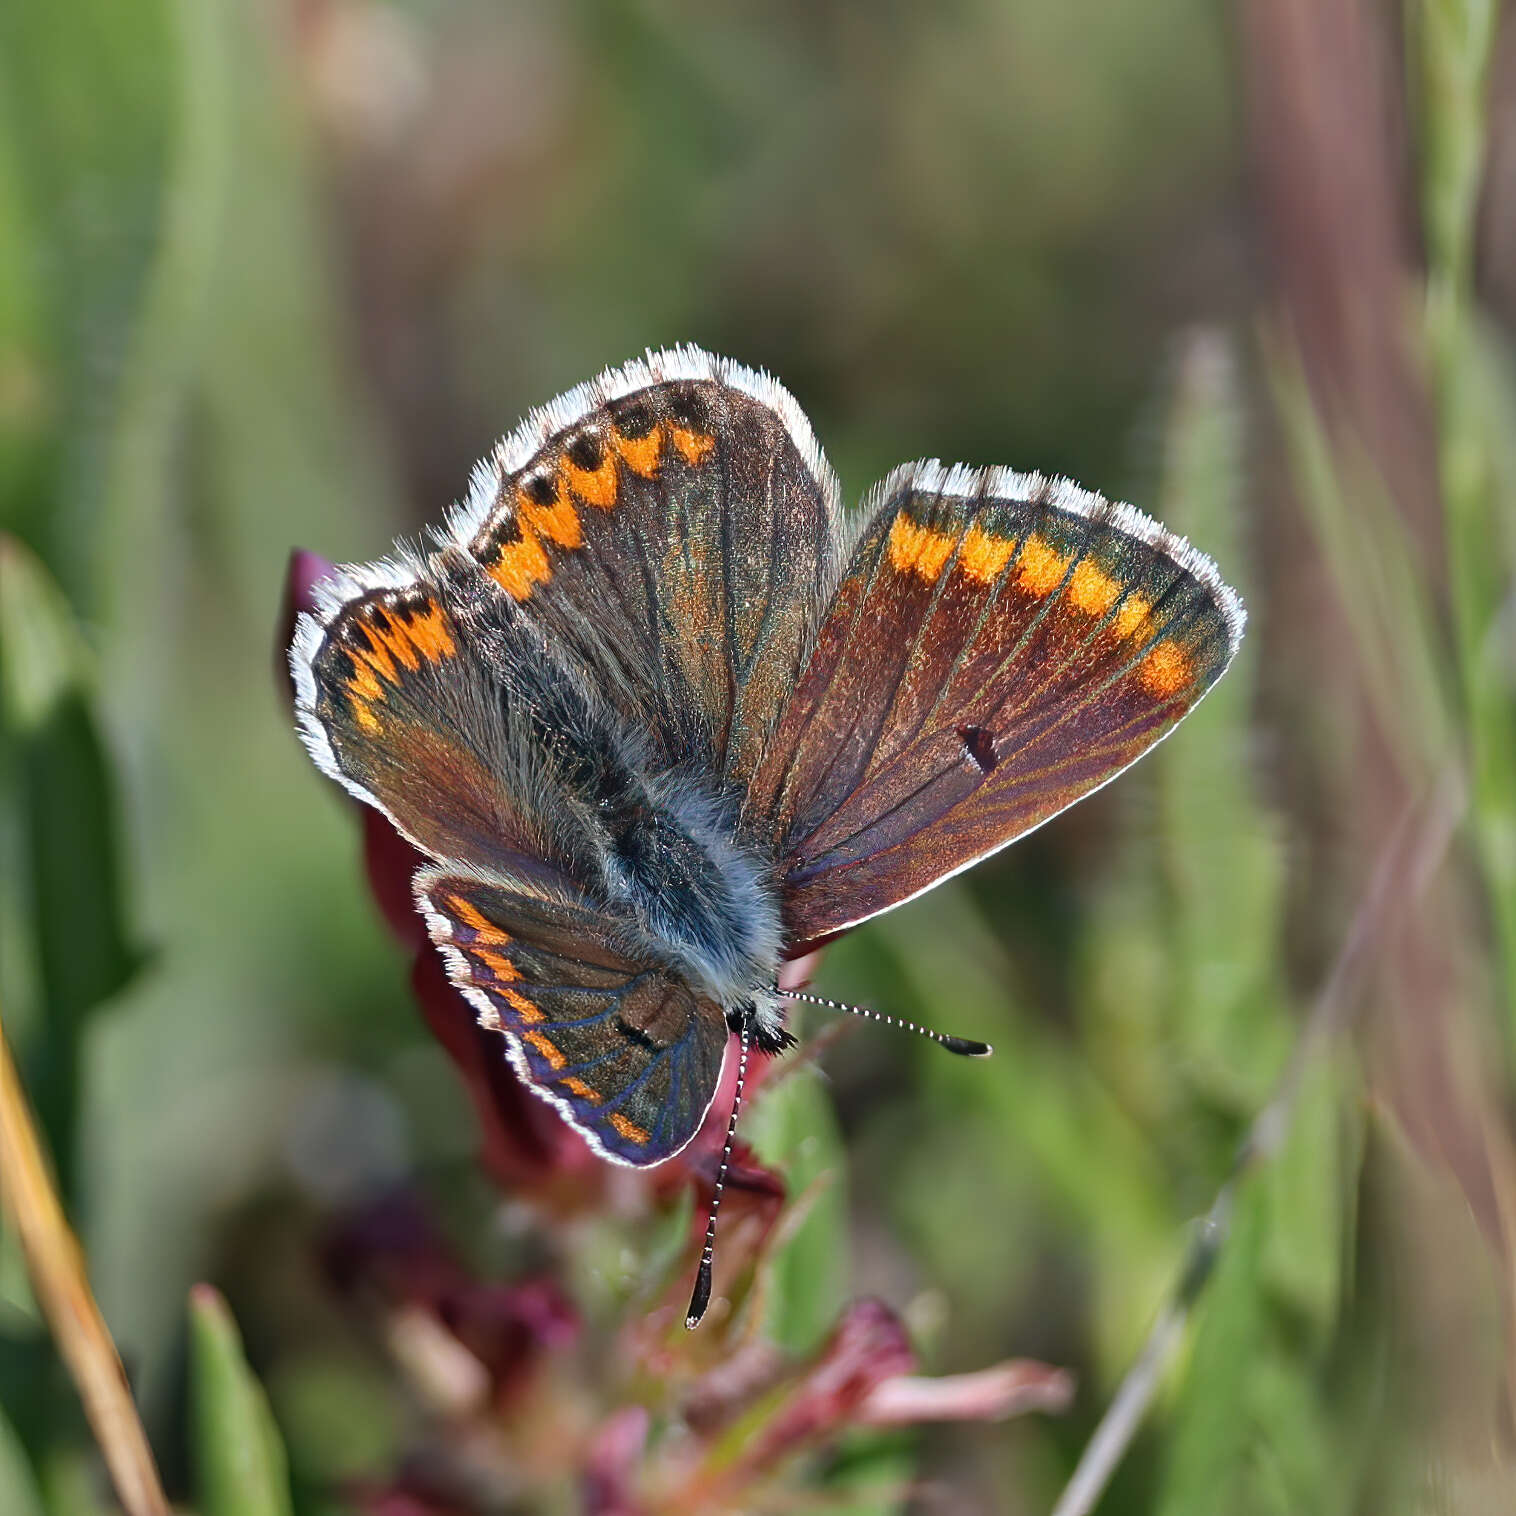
left=685, top=989, right=990, bottom=1328
left=686, top=1021, right=752, bottom=1329
left=782, top=987, right=993, bottom=1058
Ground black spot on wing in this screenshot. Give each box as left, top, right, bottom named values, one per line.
left=957, top=724, right=999, bottom=775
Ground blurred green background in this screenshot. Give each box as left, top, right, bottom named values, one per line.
left=3, top=1, right=1516, bottom=1512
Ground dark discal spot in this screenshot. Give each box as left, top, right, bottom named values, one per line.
left=668, top=387, right=707, bottom=429
left=565, top=432, right=604, bottom=471
left=523, top=472, right=558, bottom=505
left=613, top=398, right=654, bottom=438
left=367, top=602, right=393, bottom=632
left=958, top=724, right=999, bottom=775
left=614, top=1017, right=663, bottom=1053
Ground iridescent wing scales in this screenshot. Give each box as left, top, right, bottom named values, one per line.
left=417, top=869, right=730, bottom=1167
left=442, top=348, right=844, bottom=790
left=291, top=552, right=564, bottom=877
left=745, top=463, right=1245, bottom=947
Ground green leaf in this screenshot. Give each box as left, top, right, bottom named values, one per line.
left=745, top=1063, right=849, bottom=1355
left=1155, top=1192, right=1275, bottom=1516
left=1156, top=1066, right=1358, bottom=1516
left=818, top=1428, right=916, bottom=1516
left=36, top=1447, right=119, bottom=1516
left=189, top=1285, right=294, bottom=1516
left=0, top=537, right=144, bottom=1202
left=1151, top=333, right=1290, bottom=1105
left=1258, top=1057, right=1351, bottom=1335
left=0, top=1402, right=44, bottom=1516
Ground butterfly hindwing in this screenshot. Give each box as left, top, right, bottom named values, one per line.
left=745, top=463, right=1245, bottom=946
left=417, top=868, right=731, bottom=1167
left=443, top=348, right=844, bottom=790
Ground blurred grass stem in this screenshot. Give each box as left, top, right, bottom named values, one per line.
left=1050, top=766, right=1464, bottom=1516
left=0, top=1000, right=169, bottom=1516
left=1414, top=0, right=1516, bottom=1058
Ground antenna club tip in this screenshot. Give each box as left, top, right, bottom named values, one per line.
left=686, top=1259, right=714, bottom=1330
left=940, top=1034, right=994, bottom=1058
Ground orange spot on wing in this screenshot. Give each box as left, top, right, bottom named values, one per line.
left=459, top=912, right=512, bottom=946
left=449, top=897, right=490, bottom=931
left=670, top=426, right=714, bottom=466
left=352, top=700, right=381, bottom=733
left=473, top=947, right=520, bottom=981
left=958, top=522, right=1017, bottom=584
left=352, top=627, right=399, bottom=684
left=1114, top=592, right=1151, bottom=639
left=377, top=619, right=421, bottom=672
left=407, top=605, right=456, bottom=662
left=488, top=525, right=551, bottom=601
left=614, top=425, right=663, bottom=477
left=519, top=488, right=583, bottom=547
left=1066, top=559, right=1121, bottom=616
left=1016, top=536, right=1071, bottom=597
left=522, top=1030, right=566, bottom=1069
left=887, top=513, right=957, bottom=582
left=608, top=1113, right=650, bottom=1145
left=346, top=661, right=384, bottom=702
left=561, top=1076, right=602, bottom=1104
left=501, top=987, right=544, bottom=1023
left=562, top=456, right=619, bottom=508
left=1139, top=639, right=1192, bottom=697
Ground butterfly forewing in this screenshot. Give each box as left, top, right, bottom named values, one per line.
left=445, top=350, right=844, bottom=790
left=747, top=463, right=1244, bottom=946
left=293, top=559, right=565, bottom=876
left=417, top=870, right=730, bottom=1166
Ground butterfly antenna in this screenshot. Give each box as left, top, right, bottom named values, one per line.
left=782, top=988, right=993, bottom=1058
left=686, top=1020, right=752, bottom=1329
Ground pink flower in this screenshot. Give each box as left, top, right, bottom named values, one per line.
left=342, top=1476, right=472, bottom=1515
left=324, top=1189, right=578, bottom=1409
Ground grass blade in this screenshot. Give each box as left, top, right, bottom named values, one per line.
left=0, top=1000, right=168, bottom=1516
left=189, top=1284, right=294, bottom=1516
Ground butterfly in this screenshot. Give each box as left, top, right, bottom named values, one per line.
left=289, top=347, right=1244, bottom=1325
